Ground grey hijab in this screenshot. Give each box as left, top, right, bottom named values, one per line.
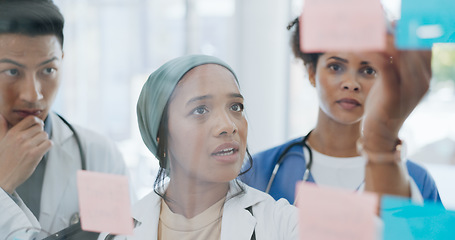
left=137, top=54, right=238, bottom=158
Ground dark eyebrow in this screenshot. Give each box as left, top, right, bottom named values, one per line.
left=230, top=93, right=244, bottom=99
left=187, top=95, right=213, bottom=106
left=0, top=57, right=59, bottom=68
left=0, top=59, right=25, bottom=68
left=328, top=56, right=370, bottom=66
left=38, top=57, right=59, bottom=67
left=186, top=93, right=243, bottom=106
left=328, top=56, right=348, bottom=63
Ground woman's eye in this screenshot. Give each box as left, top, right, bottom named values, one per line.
left=42, top=68, right=56, bottom=75
left=361, top=67, right=377, bottom=77
left=230, top=103, right=244, bottom=112
left=193, top=106, right=208, bottom=115
left=328, top=63, right=343, bottom=72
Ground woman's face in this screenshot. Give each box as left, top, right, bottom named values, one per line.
left=310, top=52, right=388, bottom=125
left=166, top=64, right=247, bottom=184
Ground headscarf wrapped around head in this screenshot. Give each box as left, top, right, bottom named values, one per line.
left=137, top=54, right=238, bottom=158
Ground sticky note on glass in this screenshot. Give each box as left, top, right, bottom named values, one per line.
left=300, top=0, right=386, bottom=53
left=77, top=170, right=133, bottom=235
left=396, top=0, right=455, bottom=49
left=295, top=182, right=378, bottom=240
left=381, top=195, right=455, bottom=239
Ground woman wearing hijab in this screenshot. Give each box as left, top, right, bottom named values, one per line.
left=105, top=55, right=298, bottom=239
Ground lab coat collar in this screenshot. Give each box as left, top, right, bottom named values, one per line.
left=47, top=113, right=74, bottom=145
left=220, top=181, right=265, bottom=239
left=129, top=187, right=160, bottom=240
left=39, top=113, right=78, bottom=229
left=131, top=180, right=265, bottom=240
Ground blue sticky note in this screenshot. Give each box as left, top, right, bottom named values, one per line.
left=381, top=195, right=455, bottom=240
left=396, top=0, right=455, bottom=49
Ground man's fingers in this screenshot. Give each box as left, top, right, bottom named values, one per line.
left=9, top=116, right=44, bottom=134
left=2, top=115, right=51, bottom=160
left=25, top=137, right=53, bottom=166
left=33, top=139, right=53, bottom=158
left=0, top=115, right=8, bottom=139
left=14, top=123, right=48, bottom=143
left=27, top=131, right=52, bottom=150
left=16, top=132, right=52, bottom=174
left=0, top=116, right=51, bottom=194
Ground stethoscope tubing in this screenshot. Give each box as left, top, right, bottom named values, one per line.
left=265, top=131, right=313, bottom=194
left=56, top=113, right=86, bottom=226
left=56, top=113, right=86, bottom=170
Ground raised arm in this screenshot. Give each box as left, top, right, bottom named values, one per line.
left=360, top=35, right=432, bottom=198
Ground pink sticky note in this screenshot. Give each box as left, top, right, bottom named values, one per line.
left=77, top=170, right=133, bottom=235
left=301, top=0, right=386, bottom=52
left=295, top=182, right=378, bottom=240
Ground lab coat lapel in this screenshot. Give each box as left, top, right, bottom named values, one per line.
left=221, top=202, right=256, bottom=240
left=39, top=113, right=79, bottom=231
left=129, top=182, right=263, bottom=239
left=220, top=182, right=259, bottom=240
left=130, top=190, right=162, bottom=240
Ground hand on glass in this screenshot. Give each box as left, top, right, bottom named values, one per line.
left=362, top=34, right=432, bottom=152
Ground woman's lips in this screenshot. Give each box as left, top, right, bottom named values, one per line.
left=336, top=98, right=360, bottom=110
left=212, top=142, right=240, bottom=163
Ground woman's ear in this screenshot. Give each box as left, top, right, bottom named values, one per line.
left=307, top=64, right=316, bottom=87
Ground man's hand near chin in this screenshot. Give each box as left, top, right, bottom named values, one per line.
left=0, top=114, right=53, bottom=194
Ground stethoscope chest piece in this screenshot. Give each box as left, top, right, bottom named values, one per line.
left=69, top=212, right=80, bottom=226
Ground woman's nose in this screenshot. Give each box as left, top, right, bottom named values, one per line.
left=215, top=112, right=238, bottom=136
left=341, top=73, right=361, bottom=92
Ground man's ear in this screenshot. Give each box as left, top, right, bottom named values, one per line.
left=307, top=64, right=316, bottom=87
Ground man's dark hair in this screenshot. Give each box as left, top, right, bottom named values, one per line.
left=0, top=0, right=64, bottom=47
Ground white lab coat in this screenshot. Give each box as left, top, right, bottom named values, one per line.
left=101, top=181, right=298, bottom=240
left=0, top=112, right=128, bottom=239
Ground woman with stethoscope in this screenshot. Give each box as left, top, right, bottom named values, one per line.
left=241, top=17, right=442, bottom=205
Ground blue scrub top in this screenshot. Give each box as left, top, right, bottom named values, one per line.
left=240, top=137, right=442, bottom=204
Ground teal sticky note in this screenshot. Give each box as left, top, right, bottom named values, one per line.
left=396, top=0, right=455, bottom=49
left=381, top=195, right=455, bottom=240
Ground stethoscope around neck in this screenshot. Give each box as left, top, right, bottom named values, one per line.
left=56, top=113, right=87, bottom=226
left=265, top=130, right=313, bottom=194
left=8, top=114, right=88, bottom=238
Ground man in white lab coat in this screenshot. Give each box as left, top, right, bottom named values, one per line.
left=0, top=0, right=129, bottom=239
